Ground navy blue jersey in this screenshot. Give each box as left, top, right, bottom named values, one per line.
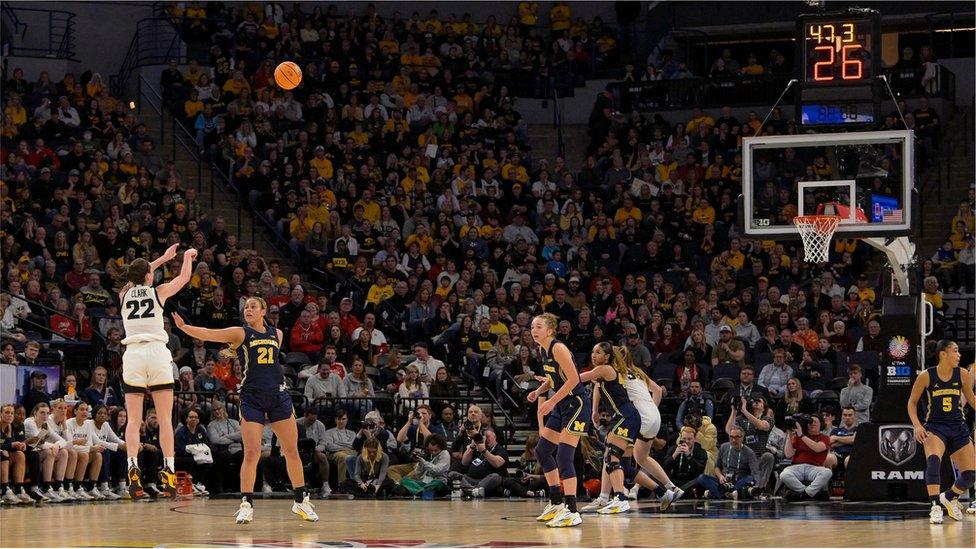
left=599, top=370, right=637, bottom=416
left=541, top=339, right=584, bottom=396
left=237, top=323, right=285, bottom=393
left=924, top=366, right=965, bottom=424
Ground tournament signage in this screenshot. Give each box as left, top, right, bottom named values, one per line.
left=872, top=296, right=920, bottom=422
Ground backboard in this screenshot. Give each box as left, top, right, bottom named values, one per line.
left=740, top=130, right=916, bottom=239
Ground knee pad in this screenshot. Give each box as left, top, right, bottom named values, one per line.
left=925, top=455, right=942, bottom=485
left=955, top=470, right=976, bottom=490
left=534, top=437, right=558, bottom=473
left=556, top=443, right=577, bottom=480
left=604, top=445, right=624, bottom=474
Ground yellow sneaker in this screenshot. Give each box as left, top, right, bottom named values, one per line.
left=536, top=502, right=565, bottom=521
left=158, top=468, right=178, bottom=497
left=127, top=467, right=146, bottom=499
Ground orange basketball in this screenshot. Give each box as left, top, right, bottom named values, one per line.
left=274, top=61, right=302, bottom=90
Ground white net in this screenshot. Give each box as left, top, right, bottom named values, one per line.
left=793, top=215, right=841, bottom=264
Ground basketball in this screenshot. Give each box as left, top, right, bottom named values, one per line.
left=274, top=61, right=302, bottom=90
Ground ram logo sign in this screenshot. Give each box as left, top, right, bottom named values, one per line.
left=878, top=425, right=916, bottom=466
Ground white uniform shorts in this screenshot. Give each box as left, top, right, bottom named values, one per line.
left=122, top=341, right=175, bottom=391
left=635, top=400, right=662, bottom=440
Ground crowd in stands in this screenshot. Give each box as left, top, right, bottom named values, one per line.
left=1, top=2, right=972, bottom=504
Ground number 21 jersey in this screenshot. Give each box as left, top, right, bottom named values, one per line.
left=121, top=285, right=168, bottom=345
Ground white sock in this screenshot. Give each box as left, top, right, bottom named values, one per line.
left=127, top=457, right=139, bottom=470
left=164, top=457, right=175, bottom=471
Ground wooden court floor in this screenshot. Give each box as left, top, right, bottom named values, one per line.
left=1, top=497, right=974, bottom=547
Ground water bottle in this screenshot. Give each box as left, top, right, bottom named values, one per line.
left=451, top=479, right=462, bottom=500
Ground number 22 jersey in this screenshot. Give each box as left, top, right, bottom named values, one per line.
left=121, top=285, right=168, bottom=345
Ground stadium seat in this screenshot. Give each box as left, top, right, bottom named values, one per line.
left=709, top=378, right=736, bottom=403
left=712, top=362, right=741, bottom=381
left=651, top=362, right=677, bottom=384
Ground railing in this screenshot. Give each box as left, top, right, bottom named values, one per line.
left=611, top=66, right=958, bottom=113
left=110, top=17, right=185, bottom=97
left=0, top=6, right=76, bottom=59
left=311, top=395, right=516, bottom=441
left=137, top=75, right=300, bottom=258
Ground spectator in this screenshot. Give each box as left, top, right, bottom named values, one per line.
left=675, top=380, right=714, bottom=429
left=342, top=358, right=376, bottom=417
left=323, top=409, right=358, bottom=483
left=781, top=377, right=815, bottom=417
left=296, top=408, right=329, bottom=496
left=174, top=408, right=212, bottom=495
left=780, top=414, right=832, bottom=501
left=855, top=320, right=884, bottom=353
left=446, top=427, right=510, bottom=497
left=305, top=361, right=345, bottom=404
left=22, top=371, right=54, bottom=415
left=826, top=406, right=858, bottom=470
left=711, top=325, right=745, bottom=368
left=408, top=342, right=446, bottom=384
left=758, top=348, right=793, bottom=398
left=839, top=364, right=873, bottom=425
left=206, top=402, right=242, bottom=495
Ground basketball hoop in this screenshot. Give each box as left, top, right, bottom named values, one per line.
left=793, top=215, right=841, bottom=264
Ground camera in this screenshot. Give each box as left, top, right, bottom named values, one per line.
left=463, top=420, right=476, bottom=431
left=470, top=432, right=484, bottom=445
left=784, top=413, right=812, bottom=431
left=364, top=420, right=376, bottom=430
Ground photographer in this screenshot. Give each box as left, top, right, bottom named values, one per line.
left=780, top=413, right=832, bottom=501
left=696, top=426, right=760, bottom=499
left=388, top=405, right=433, bottom=482
left=446, top=427, right=511, bottom=497
left=675, top=380, right=714, bottom=430
left=341, top=437, right=394, bottom=498
left=663, top=426, right=708, bottom=489
left=397, top=434, right=451, bottom=496
left=725, top=395, right=775, bottom=492
left=450, top=418, right=481, bottom=465
left=347, top=411, right=395, bottom=480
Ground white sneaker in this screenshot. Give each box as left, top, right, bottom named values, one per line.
left=940, top=493, right=963, bottom=521
left=597, top=495, right=631, bottom=514
left=101, top=485, right=122, bottom=500
left=235, top=499, right=254, bottom=524
left=261, top=482, right=273, bottom=494
left=31, top=486, right=51, bottom=502
left=45, top=487, right=63, bottom=502
left=580, top=496, right=609, bottom=513
left=117, top=487, right=131, bottom=500
left=89, top=486, right=106, bottom=500
left=967, top=501, right=976, bottom=514
left=292, top=495, right=319, bottom=522
left=58, top=487, right=73, bottom=501
left=471, top=486, right=485, bottom=498
left=74, top=487, right=94, bottom=501
left=18, top=488, right=34, bottom=504
left=194, top=483, right=209, bottom=496
left=536, top=502, right=565, bottom=521
left=321, top=484, right=332, bottom=498
left=546, top=508, right=583, bottom=528
left=66, top=487, right=79, bottom=500
left=626, top=484, right=641, bottom=500
left=2, top=488, right=20, bottom=504
left=660, top=487, right=684, bottom=511
left=930, top=504, right=944, bottom=524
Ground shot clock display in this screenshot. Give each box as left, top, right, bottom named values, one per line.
left=801, top=15, right=878, bottom=85
left=794, top=9, right=882, bottom=129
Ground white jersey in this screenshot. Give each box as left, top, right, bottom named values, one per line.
left=121, top=284, right=167, bottom=345
left=625, top=376, right=662, bottom=439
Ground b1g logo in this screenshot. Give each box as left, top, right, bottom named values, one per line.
left=887, top=335, right=910, bottom=360
left=886, top=365, right=912, bottom=376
